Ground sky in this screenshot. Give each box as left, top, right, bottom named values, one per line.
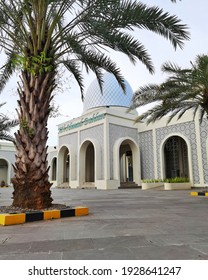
left=1, top=0, right=208, bottom=146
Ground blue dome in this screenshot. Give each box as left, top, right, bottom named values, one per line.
left=83, top=72, right=133, bottom=112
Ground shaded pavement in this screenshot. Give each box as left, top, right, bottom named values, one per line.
left=0, top=187, right=208, bottom=260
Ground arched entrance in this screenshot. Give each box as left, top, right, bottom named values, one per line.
left=58, top=146, right=70, bottom=186
left=114, top=138, right=140, bottom=187
left=85, top=143, right=95, bottom=182
left=164, top=136, right=189, bottom=178
left=120, top=143, right=133, bottom=183
left=0, top=159, right=8, bottom=185
left=79, top=140, right=96, bottom=187
left=51, top=157, right=57, bottom=181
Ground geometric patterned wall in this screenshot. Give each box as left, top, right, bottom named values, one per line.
left=155, top=121, right=200, bottom=183
left=200, top=119, right=208, bottom=184
left=80, top=124, right=104, bottom=146
left=139, top=130, right=154, bottom=179
left=59, top=132, right=78, bottom=149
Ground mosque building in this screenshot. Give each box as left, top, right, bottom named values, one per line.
left=1, top=72, right=208, bottom=189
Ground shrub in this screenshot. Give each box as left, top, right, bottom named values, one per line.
left=163, top=177, right=189, bottom=183
left=142, top=178, right=162, bottom=183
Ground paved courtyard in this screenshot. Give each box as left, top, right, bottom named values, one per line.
left=0, top=187, right=208, bottom=260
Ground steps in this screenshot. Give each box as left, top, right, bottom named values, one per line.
left=57, top=182, right=70, bottom=188
left=118, top=182, right=141, bottom=189
left=78, top=182, right=97, bottom=189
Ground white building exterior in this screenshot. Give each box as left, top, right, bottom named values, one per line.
left=0, top=141, right=15, bottom=185
left=1, top=73, right=208, bottom=189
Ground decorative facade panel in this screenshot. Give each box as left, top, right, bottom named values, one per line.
left=139, top=130, right=154, bottom=179
left=80, top=124, right=104, bottom=145
left=200, top=120, right=208, bottom=184
left=59, top=132, right=78, bottom=149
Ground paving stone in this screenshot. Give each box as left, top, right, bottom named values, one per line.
left=1, top=188, right=208, bottom=260
left=29, top=239, right=94, bottom=253
left=62, top=247, right=136, bottom=260
left=129, top=244, right=208, bottom=260
left=0, top=252, right=62, bottom=260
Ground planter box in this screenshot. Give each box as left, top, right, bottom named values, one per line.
left=142, top=182, right=163, bottom=190
left=164, top=182, right=191, bottom=190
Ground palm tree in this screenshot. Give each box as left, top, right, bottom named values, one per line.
left=0, top=0, right=189, bottom=210
left=130, top=54, right=208, bottom=124
left=0, top=103, right=18, bottom=142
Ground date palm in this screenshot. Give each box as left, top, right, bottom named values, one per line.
left=0, top=103, right=18, bottom=142
left=0, top=0, right=189, bottom=209
left=130, top=54, right=208, bottom=124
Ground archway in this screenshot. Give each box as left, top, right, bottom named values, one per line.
left=85, top=143, right=95, bottom=182
left=114, top=138, right=140, bottom=186
left=51, top=157, right=57, bottom=181
left=164, top=136, right=189, bottom=178
left=79, top=140, right=96, bottom=186
left=120, top=143, right=133, bottom=183
left=0, top=159, right=8, bottom=185
left=58, top=146, right=70, bottom=185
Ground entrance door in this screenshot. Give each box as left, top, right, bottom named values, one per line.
left=164, top=136, right=189, bottom=178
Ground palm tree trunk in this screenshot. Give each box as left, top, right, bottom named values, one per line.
left=12, top=71, right=54, bottom=210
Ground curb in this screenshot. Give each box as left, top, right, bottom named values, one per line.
left=0, top=206, right=88, bottom=226
left=190, top=191, right=208, bottom=197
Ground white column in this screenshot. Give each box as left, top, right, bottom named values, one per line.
left=195, top=111, right=204, bottom=186
left=152, top=128, right=158, bottom=179
left=104, top=117, right=110, bottom=181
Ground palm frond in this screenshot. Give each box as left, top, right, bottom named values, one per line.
left=111, top=1, right=190, bottom=49
left=0, top=0, right=190, bottom=99
left=62, top=59, right=84, bottom=98
left=0, top=102, right=18, bottom=142
left=132, top=54, right=208, bottom=124
left=0, top=132, right=15, bottom=142
left=0, top=51, right=16, bottom=93
left=61, top=32, right=126, bottom=93
left=85, top=29, right=154, bottom=73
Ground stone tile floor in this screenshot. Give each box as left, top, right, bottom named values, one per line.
left=0, top=187, right=208, bottom=260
